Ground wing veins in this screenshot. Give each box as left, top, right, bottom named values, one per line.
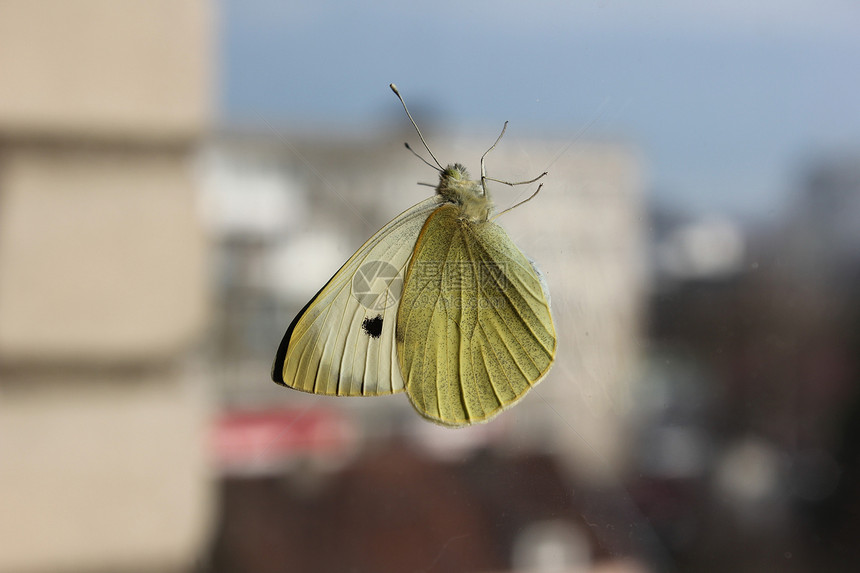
left=457, top=230, right=488, bottom=421
left=433, top=229, right=460, bottom=420
left=470, top=238, right=555, bottom=357
left=477, top=334, right=504, bottom=405
left=478, top=320, right=517, bottom=400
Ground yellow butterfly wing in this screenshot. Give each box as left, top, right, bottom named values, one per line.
left=272, top=196, right=443, bottom=396
left=396, top=204, right=557, bottom=426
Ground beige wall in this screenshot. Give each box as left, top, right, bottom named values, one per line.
left=0, top=0, right=210, bottom=141
left=0, top=2, right=213, bottom=571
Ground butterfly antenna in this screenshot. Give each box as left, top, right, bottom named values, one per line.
left=492, top=183, right=545, bottom=221
left=390, top=83, right=444, bottom=170
left=404, top=142, right=442, bottom=172
left=485, top=171, right=548, bottom=187
left=480, top=121, right=508, bottom=196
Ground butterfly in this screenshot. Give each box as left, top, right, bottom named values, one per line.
left=272, top=84, right=557, bottom=427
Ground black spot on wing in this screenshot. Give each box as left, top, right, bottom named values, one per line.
left=362, top=315, right=384, bottom=338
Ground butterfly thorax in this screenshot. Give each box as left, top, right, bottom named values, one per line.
left=436, top=163, right=492, bottom=223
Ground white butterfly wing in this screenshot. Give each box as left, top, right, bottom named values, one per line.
left=272, top=196, right=443, bottom=396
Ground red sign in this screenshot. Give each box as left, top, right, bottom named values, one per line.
left=212, top=407, right=355, bottom=472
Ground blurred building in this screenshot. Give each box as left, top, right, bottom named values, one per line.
left=0, top=2, right=213, bottom=572
left=198, top=124, right=647, bottom=571
left=201, top=125, right=645, bottom=482
left=787, top=154, right=860, bottom=272
left=637, top=153, right=860, bottom=571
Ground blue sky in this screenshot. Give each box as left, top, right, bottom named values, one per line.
left=219, top=1, right=860, bottom=218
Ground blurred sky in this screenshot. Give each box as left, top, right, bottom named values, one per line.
left=219, top=0, right=860, bottom=218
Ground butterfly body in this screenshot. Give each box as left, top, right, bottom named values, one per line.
left=435, top=163, right=492, bottom=222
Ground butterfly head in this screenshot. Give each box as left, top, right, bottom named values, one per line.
left=436, top=163, right=492, bottom=222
